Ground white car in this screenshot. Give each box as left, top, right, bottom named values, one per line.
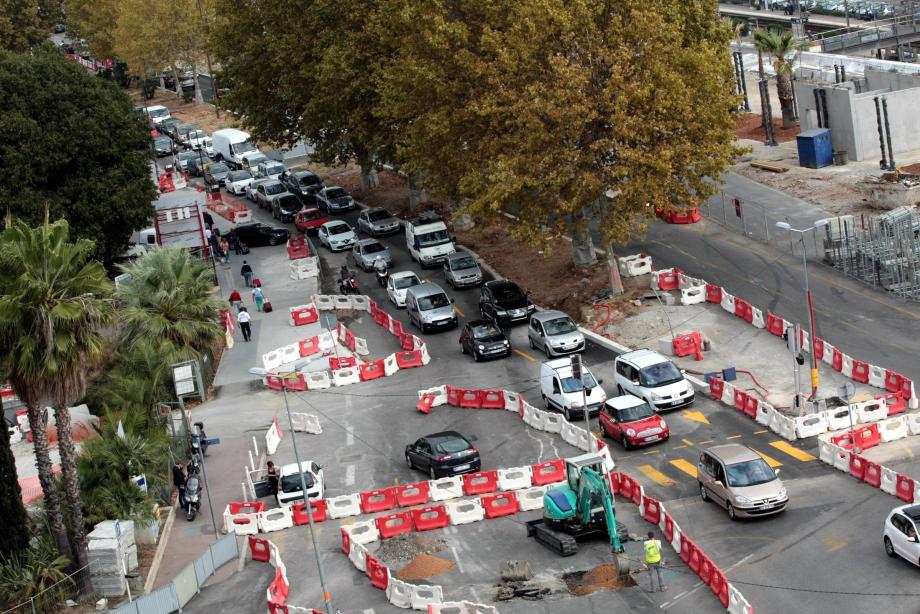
left=387, top=271, right=422, bottom=308
left=613, top=349, right=694, bottom=412
left=277, top=461, right=325, bottom=506
left=225, top=170, right=255, bottom=195
left=318, top=220, right=357, bottom=252
left=256, top=160, right=287, bottom=181
left=884, top=505, right=920, bottom=566
left=187, top=129, right=209, bottom=151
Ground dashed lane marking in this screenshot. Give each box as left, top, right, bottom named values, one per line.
left=752, top=449, right=783, bottom=468
left=345, top=464, right=355, bottom=486
left=453, top=305, right=465, bottom=318
left=346, top=425, right=354, bottom=447
left=726, top=435, right=742, bottom=440
left=754, top=429, right=769, bottom=434
left=514, top=349, right=536, bottom=361
left=681, top=438, right=694, bottom=447
left=770, top=440, right=816, bottom=462
left=669, top=459, right=698, bottom=479
left=638, top=464, right=677, bottom=487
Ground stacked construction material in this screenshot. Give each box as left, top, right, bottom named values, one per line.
left=87, top=520, right=138, bottom=597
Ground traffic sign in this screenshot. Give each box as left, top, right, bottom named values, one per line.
left=204, top=437, right=221, bottom=445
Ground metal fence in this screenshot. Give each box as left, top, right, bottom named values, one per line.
left=107, top=533, right=239, bottom=614
left=0, top=565, right=96, bottom=614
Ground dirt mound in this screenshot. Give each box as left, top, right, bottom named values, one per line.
left=735, top=113, right=798, bottom=143
left=374, top=533, right=447, bottom=564
left=563, top=562, right=635, bottom=596
left=395, top=553, right=455, bottom=581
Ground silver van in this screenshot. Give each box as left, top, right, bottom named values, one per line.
left=698, top=444, right=787, bottom=521
left=406, top=282, right=458, bottom=333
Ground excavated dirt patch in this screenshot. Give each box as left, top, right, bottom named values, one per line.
left=562, top=563, right=636, bottom=596
left=374, top=533, right=447, bottom=564
left=395, top=553, right=455, bottom=581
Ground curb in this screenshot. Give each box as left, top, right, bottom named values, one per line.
left=144, top=505, right=176, bottom=594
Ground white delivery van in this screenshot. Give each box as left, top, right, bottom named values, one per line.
left=122, top=227, right=157, bottom=259
left=405, top=212, right=456, bottom=267
left=211, top=128, right=258, bottom=169
left=145, top=105, right=171, bottom=125
left=540, top=358, right=607, bottom=421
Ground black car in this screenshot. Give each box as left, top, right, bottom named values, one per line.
left=281, top=170, right=324, bottom=200
left=459, top=320, right=511, bottom=362
left=479, top=280, right=535, bottom=326
left=233, top=222, right=290, bottom=247
left=187, top=156, right=210, bottom=177
left=315, top=186, right=356, bottom=213
left=203, top=162, right=231, bottom=187
left=157, top=118, right=183, bottom=138
left=405, top=431, right=481, bottom=479
left=272, top=194, right=303, bottom=223
left=153, top=136, right=175, bottom=157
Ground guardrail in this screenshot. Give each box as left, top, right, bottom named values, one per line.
left=816, top=14, right=920, bottom=51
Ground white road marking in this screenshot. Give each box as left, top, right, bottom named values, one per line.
left=346, top=425, right=354, bottom=446
left=345, top=465, right=355, bottom=486
left=452, top=546, right=465, bottom=574
left=363, top=609, right=374, bottom=614
left=662, top=583, right=704, bottom=609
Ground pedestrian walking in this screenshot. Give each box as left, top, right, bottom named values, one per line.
left=644, top=531, right=665, bottom=592
left=266, top=460, right=279, bottom=495
left=238, top=307, right=252, bottom=342
left=241, top=260, right=254, bottom=288
left=219, top=237, right=230, bottom=264
left=252, top=285, right=265, bottom=312
left=205, top=226, right=212, bottom=242
left=229, top=229, right=242, bottom=255
left=203, top=210, right=214, bottom=229
left=228, top=288, right=243, bottom=311
left=172, top=461, right=186, bottom=508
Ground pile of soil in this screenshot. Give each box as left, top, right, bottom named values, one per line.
left=375, top=533, right=447, bottom=564
left=562, top=563, right=635, bottom=596
left=395, top=553, right=455, bottom=581
left=735, top=113, right=798, bottom=144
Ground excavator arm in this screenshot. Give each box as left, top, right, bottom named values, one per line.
left=577, top=468, right=622, bottom=551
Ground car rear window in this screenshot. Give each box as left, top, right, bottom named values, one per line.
left=368, top=209, right=391, bottom=221
left=433, top=437, right=469, bottom=454
left=209, top=163, right=229, bottom=173
left=326, top=188, right=347, bottom=198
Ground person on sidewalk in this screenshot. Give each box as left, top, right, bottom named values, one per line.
left=229, top=229, right=242, bottom=255
left=237, top=307, right=252, bottom=342
left=219, top=237, right=230, bottom=264
left=228, top=289, right=243, bottom=311
left=241, top=260, right=254, bottom=287
left=266, top=460, right=279, bottom=495
left=252, top=285, right=265, bottom=312
left=203, top=210, right=214, bottom=229
left=644, top=531, right=665, bottom=592
left=172, top=461, right=186, bottom=508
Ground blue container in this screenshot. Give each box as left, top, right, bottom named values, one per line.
left=797, top=128, right=833, bottom=169
left=722, top=367, right=737, bottom=382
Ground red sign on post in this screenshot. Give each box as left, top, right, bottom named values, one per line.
left=733, top=197, right=742, bottom=218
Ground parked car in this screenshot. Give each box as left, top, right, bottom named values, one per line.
left=281, top=170, right=324, bottom=200
left=317, top=220, right=357, bottom=252
left=157, top=117, right=183, bottom=137
left=443, top=252, right=483, bottom=289
left=599, top=395, right=669, bottom=450
left=357, top=207, right=400, bottom=236
left=240, top=152, right=269, bottom=173
left=187, top=156, right=210, bottom=177
left=459, top=320, right=511, bottom=362
left=233, top=222, right=290, bottom=247
left=698, top=444, right=787, bottom=521
left=153, top=135, right=175, bottom=157
left=254, top=180, right=289, bottom=210
left=272, top=194, right=303, bottom=223
left=613, top=349, right=694, bottom=412
left=225, top=170, right=254, bottom=196
left=256, top=160, right=287, bottom=181
left=479, top=280, right=535, bottom=326
left=187, top=129, right=209, bottom=151
left=386, top=271, right=422, bottom=308
left=203, top=162, right=231, bottom=187
left=314, top=186, right=355, bottom=213
left=527, top=310, right=585, bottom=357
left=352, top=239, right=393, bottom=271
left=277, top=461, right=325, bottom=506
left=540, top=358, right=606, bottom=421
left=406, top=282, right=457, bottom=333
left=145, top=105, right=171, bottom=126
left=171, top=123, right=196, bottom=145
left=245, top=177, right=273, bottom=202
left=294, top=208, right=330, bottom=235
left=405, top=431, right=480, bottom=479
left=884, top=504, right=920, bottom=566
left=175, top=151, right=199, bottom=172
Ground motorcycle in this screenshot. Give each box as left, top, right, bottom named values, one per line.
left=338, top=273, right=359, bottom=295
left=190, top=421, right=208, bottom=457
left=375, top=263, right=389, bottom=287
left=184, top=458, right=202, bottom=521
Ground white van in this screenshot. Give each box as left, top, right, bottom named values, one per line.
left=145, top=105, right=170, bottom=125
left=122, top=227, right=157, bottom=259
left=211, top=128, right=258, bottom=169
left=405, top=212, right=456, bottom=267
left=540, top=358, right=607, bottom=421
left=613, top=349, right=694, bottom=411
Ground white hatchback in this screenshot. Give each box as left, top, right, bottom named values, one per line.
left=387, top=271, right=422, bottom=307
left=277, top=461, right=325, bottom=506
left=613, top=349, right=694, bottom=412
left=884, top=504, right=920, bottom=566
left=318, top=220, right=356, bottom=252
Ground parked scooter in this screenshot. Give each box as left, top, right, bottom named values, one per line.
left=184, top=458, right=202, bottom=521
left=190, top=421, right=208, bottom=457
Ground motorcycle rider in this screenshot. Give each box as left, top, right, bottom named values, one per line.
left=373, top=255, right=388, bottom=286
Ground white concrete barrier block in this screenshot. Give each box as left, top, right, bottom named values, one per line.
left=409, top=584, right=444, bottom=611
left=258, top=506, right=294, bottom=532
left=446, top=498, right=485, bottom=525
left=881, top=467, right=898, bottom=496
left=517, top=486, right=547, bottom=511
left=332, top=367, right=360, bottom=387
left=542, top=413, right=563, bottom=433
left=351, top=295, right=370, bottom=311
left=755, top=402, right=774, bottom=426
left=418, top=385, right=448, bottom=406
left=428, top=476, right=463, bottom=502
left=794, top=413, right=828, bottom=439
left=879, top=416, right=908, bottom=442
left=327, top=493, right=361, bottom=519
left=348, top=541, right=368, bottom=572
left=856, top=400, right=886, bottom=424
left=313, top=295, right=334, bottom=311
left=305, top=371, right=331, bottom=390
left=345, top=519, right=380, bottom=545
left=498, top=466, right=533, bottom=492
left=907, top=413, right=920, bottom=436
left=750, top=307, right=765, bottom=329
left=868, top=365, right=886, bottom=389
left=387, top=578, right=413, bottom=609
left=821, top=342, right=836, bottom=366
left=825, top=406, right=854, bottom=431
left=680, top=286, right=706, bottom=306
left=720, top=292, right=735, bottom=314
left=833, top=447, right=851, bottom=472
left=384, top=353, right=400, bottom=376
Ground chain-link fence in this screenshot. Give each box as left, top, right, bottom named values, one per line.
left=1, top=565, right=97, bottom=614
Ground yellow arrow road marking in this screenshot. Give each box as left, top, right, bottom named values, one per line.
left=669, top=459, right=698, bottom=478
left=513, top=349, right=535, bottom=361
left=637, top=465, right=676, bottom=487
left=770, top=440, right=816, bottom=462
left=752, top=449, right=783, bottom=468
left=682, top=409, right=710, bottom=424
left=453, top=305, right=465, bottom=318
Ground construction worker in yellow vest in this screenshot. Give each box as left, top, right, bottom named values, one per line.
left=645, top=531, right=665, bottom=592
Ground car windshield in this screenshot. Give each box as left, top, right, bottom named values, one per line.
left=154, top=137, right=171, bottom=146
left=235, top=141, right=257, bottom=154
left=178, top=152, right=197, bottom=160
left=265, top=163, right=285, bottom=175
left=246, top=154, right=267, bottom=165
left=298, top=174, right=321, bottom=186
left=726, top=459, right=775, bottom=487
left=471, top=323, right=503, bottom=341
left=433, top=437, right=470, bottom=454
left=328, top=224, right=350, bottom=235
left=209, top=163, right=229, bottom=174
left=178, top=125, right=192, bottom=134
left=493, top=284, right=525, bottom=302
left=450, top=256, right=477, bottom=270
left=266, top=183, right=285, bottom=195
left=368, top=210, right=391, bottom=222
left=148, top=108, right=168, bottom=118
left=639, top=361, right=683, bottom=387
left=326, top=188, right=347, bottom=198
left=417, top=229, right=450, bottom=248
left=617, top=402, right=655, bottom=422
left=394, top=275, right=420, bottom=289
left=281, top=471, right=315, bottom=493
left=363, top=242, right=385, bottom=254
left=560, top=372, right=598, bottom=393
left=418, top=293, right=450, bottom=310
left=544, top=316, right=577, bottom=335
left=188, top=130, right=206, bottom=139
left=228, top=171, right=251, bottom=181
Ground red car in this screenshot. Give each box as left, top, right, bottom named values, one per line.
left=294, top=208, right=330, bottom=235
left=599, top=396, right=669, bottom=450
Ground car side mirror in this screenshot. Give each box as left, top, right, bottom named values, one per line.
left=597, top=379, right=604, bottom=385
left=680, top=369, right=687, bottom=374
left=631, top=379, right=640, bottom=385
left=714, top=480, right=724, bottom=488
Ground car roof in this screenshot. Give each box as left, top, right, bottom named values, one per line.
left=294, top=170, right=318, bottom=177
left=531, top=310, right=569, bottom=323
left=280, top=461, right=317, bottom=475
left=366, top=206, right=390, bottom=214
left=322, top=220, right=350, bottom=229
left=706, top=444, right=761, bottom=464
left=898, top=504, right=920, bottom=520
left=390, top=271, right=418, bottom=280
left=485, top=279, right=520, bottom=291
left=617, top=348, right=670, bottom=369
left=422, top=431, right=466, bottom=441
left=356, top=238, right=382, bottom=247
left=407, top=282, right=448, bottom=298
left=466, top=319, right=496, bottom=328
left=606, top=395, right=647, bottom=410
left=324, top=185, right=346, bottom=192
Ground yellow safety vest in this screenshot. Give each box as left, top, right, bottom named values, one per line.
left=644, top=539, right=662, bottom=564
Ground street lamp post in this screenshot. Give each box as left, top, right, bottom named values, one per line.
left=249, top=361, right=334, bottom=614
left=776, top=219, right=829, bottom=411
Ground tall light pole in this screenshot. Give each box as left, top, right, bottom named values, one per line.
left=776, top=219, right=829, bottom=411
left=249, top=361, right=334, bottom=614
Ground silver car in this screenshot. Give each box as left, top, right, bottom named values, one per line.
left=698, top=444, right=788, bottom=521
left=406, top=282, right=457, bottom=333
left=357, top=207, right=400, bottom=236
left=352, top=238, right=393, bottom=271
left=443, top=252, right=483, bottom=288
left=254, top=180, right=290, bottom=210
left=246, top=177, right=274, bottom=202
left=528, top=310, right=585, bottom=357
left=318, top=220, right=356, bottom=252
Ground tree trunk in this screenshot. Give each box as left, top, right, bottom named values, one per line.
left=776, top=74, right=796, bottom=129
left=356, top=152, right=379, bottom=194
left=171, top=63, right=182, bottom=96
left=571, top=211, right=597, bottom=269
left=192, top=65, right=204, bottom=104
left=26, top=404, right=72, bottom=563
left=54, top=405, right=91, bottom=588
left=408, top=173, right=427, bottom=212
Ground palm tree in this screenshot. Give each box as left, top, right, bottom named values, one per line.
left=752, top=29, right=806, bottom=129
left=116, top=248, right=223, bottom=362
left=0, top=218, right=115, bottom=581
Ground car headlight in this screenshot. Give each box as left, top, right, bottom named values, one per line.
left=477, top=345, right=485, bottom=351
left=495, top=309, right=507, bottom=316
left=659, top=419, right=667, bottom=429
left=571, top=402, right=583, bottom=409
left=735, top=495, right=752, bottom=505
left=650, top=392, right=662, bottom=402
left=777, top=487, right=787, bottom=499
left=626, top=429, right=636, bottom=437
left=503, top=340, right=509, bottom=346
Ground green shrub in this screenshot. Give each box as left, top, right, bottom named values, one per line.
left=0, top=534, right=73, bottom=611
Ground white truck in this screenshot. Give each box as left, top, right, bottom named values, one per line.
left=122, top=227, right=157, bottom=259
left=405, top=212, right=456, bottom=267
left=212, top=128, right=258, bottom=169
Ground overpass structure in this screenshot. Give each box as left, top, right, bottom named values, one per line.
left=813, top=15, right=920, bottom=53
left=717, top=2, right=871, bottom=31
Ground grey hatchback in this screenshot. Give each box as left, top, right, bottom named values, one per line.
left=352, top=238, right=393, bottom=271
left=528, top=310, right=585, bottom=357
left=443, top=252, right=483, bottom=289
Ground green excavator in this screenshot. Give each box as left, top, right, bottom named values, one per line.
left=526, top=452, right=627, bottom=556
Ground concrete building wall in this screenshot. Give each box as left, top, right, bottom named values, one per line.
left=865, top=67, right=920, bottom=92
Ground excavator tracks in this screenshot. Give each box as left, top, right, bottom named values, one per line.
left=527, top=520, right=578, bottom=556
